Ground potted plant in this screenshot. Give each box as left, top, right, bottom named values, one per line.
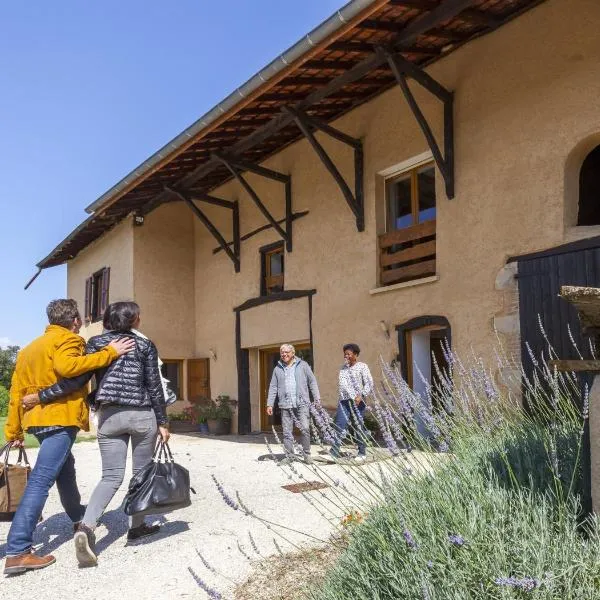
left=167, top=410, right=197, bottom=433
left=197, top=414, right=209, bottom=434
left=206, top=396, right=234, bottom=435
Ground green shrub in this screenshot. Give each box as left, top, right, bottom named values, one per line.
left=0, top=385, right=9, bottom=418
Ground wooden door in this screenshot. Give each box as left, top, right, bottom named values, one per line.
left=260, top=349, right=282, bottom=431
left=188, top=359, right=211, bottom=402
left=259, top=344, right=313, bottom=432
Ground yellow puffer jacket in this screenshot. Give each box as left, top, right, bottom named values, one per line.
left=4, top=325, right=118, bottom=441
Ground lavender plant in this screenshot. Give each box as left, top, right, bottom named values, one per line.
left=310, top=341, right=599, bottom=599
left=195, top=330, right=597, bottom=599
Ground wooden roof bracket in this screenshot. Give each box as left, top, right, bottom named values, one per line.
left=164, top=185, right=240, bottom=272
left=283, top=105, right=364, bottom=232
left=377, top=46, right=455, bottom=199
left=213, top=153, right=292, bottom=252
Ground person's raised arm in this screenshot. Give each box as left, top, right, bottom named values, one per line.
left=21, top=372, right=94, bottom=411
left=53, top=335, right=134, bottom=378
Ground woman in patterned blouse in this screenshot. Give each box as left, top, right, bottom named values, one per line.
left=330, top=343, right=374, bottom=461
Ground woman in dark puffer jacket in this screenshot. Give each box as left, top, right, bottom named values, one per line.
left=30, top=301, right=170, bottom=567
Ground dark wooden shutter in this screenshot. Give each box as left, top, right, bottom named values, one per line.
left=84, top=277, right=92, bottom=321
left=100, top=267, right=110, bottom=314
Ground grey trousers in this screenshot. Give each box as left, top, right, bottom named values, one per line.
left=280, top=404, right=311, bottom=456
left=82, top=405, right=157, bottom=530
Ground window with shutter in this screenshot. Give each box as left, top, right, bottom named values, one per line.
left=84, top=277, right=92, bottom=321
left=88, top=267, right=111, bottom=323
left=100, top=267, right=110, bottom=315
left=259, top=242, right=284, bottom=296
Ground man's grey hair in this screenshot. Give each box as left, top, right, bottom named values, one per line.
left=46, top=299, right=80, bottom=328
left=280, top=343, right=296, bottom=355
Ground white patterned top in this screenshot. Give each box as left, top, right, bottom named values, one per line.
left=338, top=361, right=374, bottom=402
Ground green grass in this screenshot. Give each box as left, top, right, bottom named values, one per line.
left=0, top=416, right=40, bottom=448
left=0, top=416, right=96, bottom=448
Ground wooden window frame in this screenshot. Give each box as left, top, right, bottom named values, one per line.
left=260, top=241, right=285, bottom=297
left=84, top=267, right=110, bottom=324
left=379, top=162, right=436, bottom=286
left=161, top=359, right=184, bottom=401
left=385, top=161, right=435, bottom=232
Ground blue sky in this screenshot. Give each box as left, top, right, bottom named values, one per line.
left=0, top=1, right=343, bottom=348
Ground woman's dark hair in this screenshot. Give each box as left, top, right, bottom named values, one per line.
left=103, top=302, right=140, bottom=332
left=343, top=343, right=361, bottom=356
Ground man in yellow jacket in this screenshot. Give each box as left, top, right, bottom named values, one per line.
left=3, top=299, right=133, bottom=575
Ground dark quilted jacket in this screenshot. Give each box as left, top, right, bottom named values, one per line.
left=39, top=331, right=168, bottom=426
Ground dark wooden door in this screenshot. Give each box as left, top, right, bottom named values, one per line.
left=517, top=247, right=600, bottom=397
left=259, top=344, right=313, bottom=432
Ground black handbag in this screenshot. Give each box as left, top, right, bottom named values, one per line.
left=122, top=442, right=194, bottom=517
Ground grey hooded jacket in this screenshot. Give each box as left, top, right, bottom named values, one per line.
left=267, top=357, right=320, bottom=409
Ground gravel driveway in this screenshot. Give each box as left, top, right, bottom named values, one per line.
left=0, top=434, right=338, bottom=599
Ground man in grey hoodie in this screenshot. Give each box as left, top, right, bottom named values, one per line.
left=266, top=344, right=320, bottom=464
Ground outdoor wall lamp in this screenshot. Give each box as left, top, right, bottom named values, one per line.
left=379, top=320, right=390, bottom=339
left=209, top=348, right=217, bottom=361
left=133, top=213, right=145, bottom=227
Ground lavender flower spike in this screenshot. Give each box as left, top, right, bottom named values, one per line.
left=448, top=533, right=467, bottom=547
left=403, top=528, right=418, bottom=550
left=211, top=474, right=239, bottom=510
left=188, top=567, right=222, bottom=599
left=495, top=576, right=541, bottom=592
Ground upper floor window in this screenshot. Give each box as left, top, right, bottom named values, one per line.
left=379, top=162, right=436, bottom=286
left=386, top=163, right=436, bottom=230
left=84, top=267, right=110, bottom=323
left=578, top=145, right=600, bottom=226
left=260, top=242, right=284, bottom=296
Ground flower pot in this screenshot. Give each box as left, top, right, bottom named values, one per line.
left=198, top=422, right=209, bottom=434
left=207, top=418, right=231, bottom=435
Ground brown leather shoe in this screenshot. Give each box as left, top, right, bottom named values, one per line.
left=4, top=551, right=56, bottom=575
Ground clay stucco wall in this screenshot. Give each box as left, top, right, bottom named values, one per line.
left=67, top=218, right=134, bottom=339
left=190, top=0, right=600, bottom=413
left=65, top=0, right=600, bottom=430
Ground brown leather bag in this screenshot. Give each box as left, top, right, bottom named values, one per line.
left=0, top=441, right=31, bottom=521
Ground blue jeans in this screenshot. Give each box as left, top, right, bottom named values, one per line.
left=6, top=427, right=84, bottom=556
left=331, top=400, right=368, bottom=456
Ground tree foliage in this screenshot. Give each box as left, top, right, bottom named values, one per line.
left=0, top=345, right=19, bottom=390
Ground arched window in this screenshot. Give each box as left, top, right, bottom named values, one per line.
left=578, top=145, right=600, bottom=226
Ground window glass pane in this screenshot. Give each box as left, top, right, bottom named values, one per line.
left=417, top=165, right=436, bottom=223
left=92, top=271, right=103, bottom=320
left=386, top=175, right=413, bottom=230
left=269, top=251, right=283, bottom=276
left=161, top=362, right=180, bottom=398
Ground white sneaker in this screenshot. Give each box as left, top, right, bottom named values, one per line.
left=353, top=454, right=367, bottom=462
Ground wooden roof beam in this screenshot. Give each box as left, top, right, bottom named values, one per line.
left=139, top=0, right=475, bottom=213
left=378, top=47, right=454, bottom=198
left=389, top=0, right=438, bottom=9
left=165, top=186, right=240, bottom=272
left=328, top=40, right=441, bottom=56
left=284, top=105, right=363, bottom=231
left=213, top=154, right=291, bottom=250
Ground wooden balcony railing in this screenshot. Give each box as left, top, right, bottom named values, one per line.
left=379, top=220, right=436, bottom=286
